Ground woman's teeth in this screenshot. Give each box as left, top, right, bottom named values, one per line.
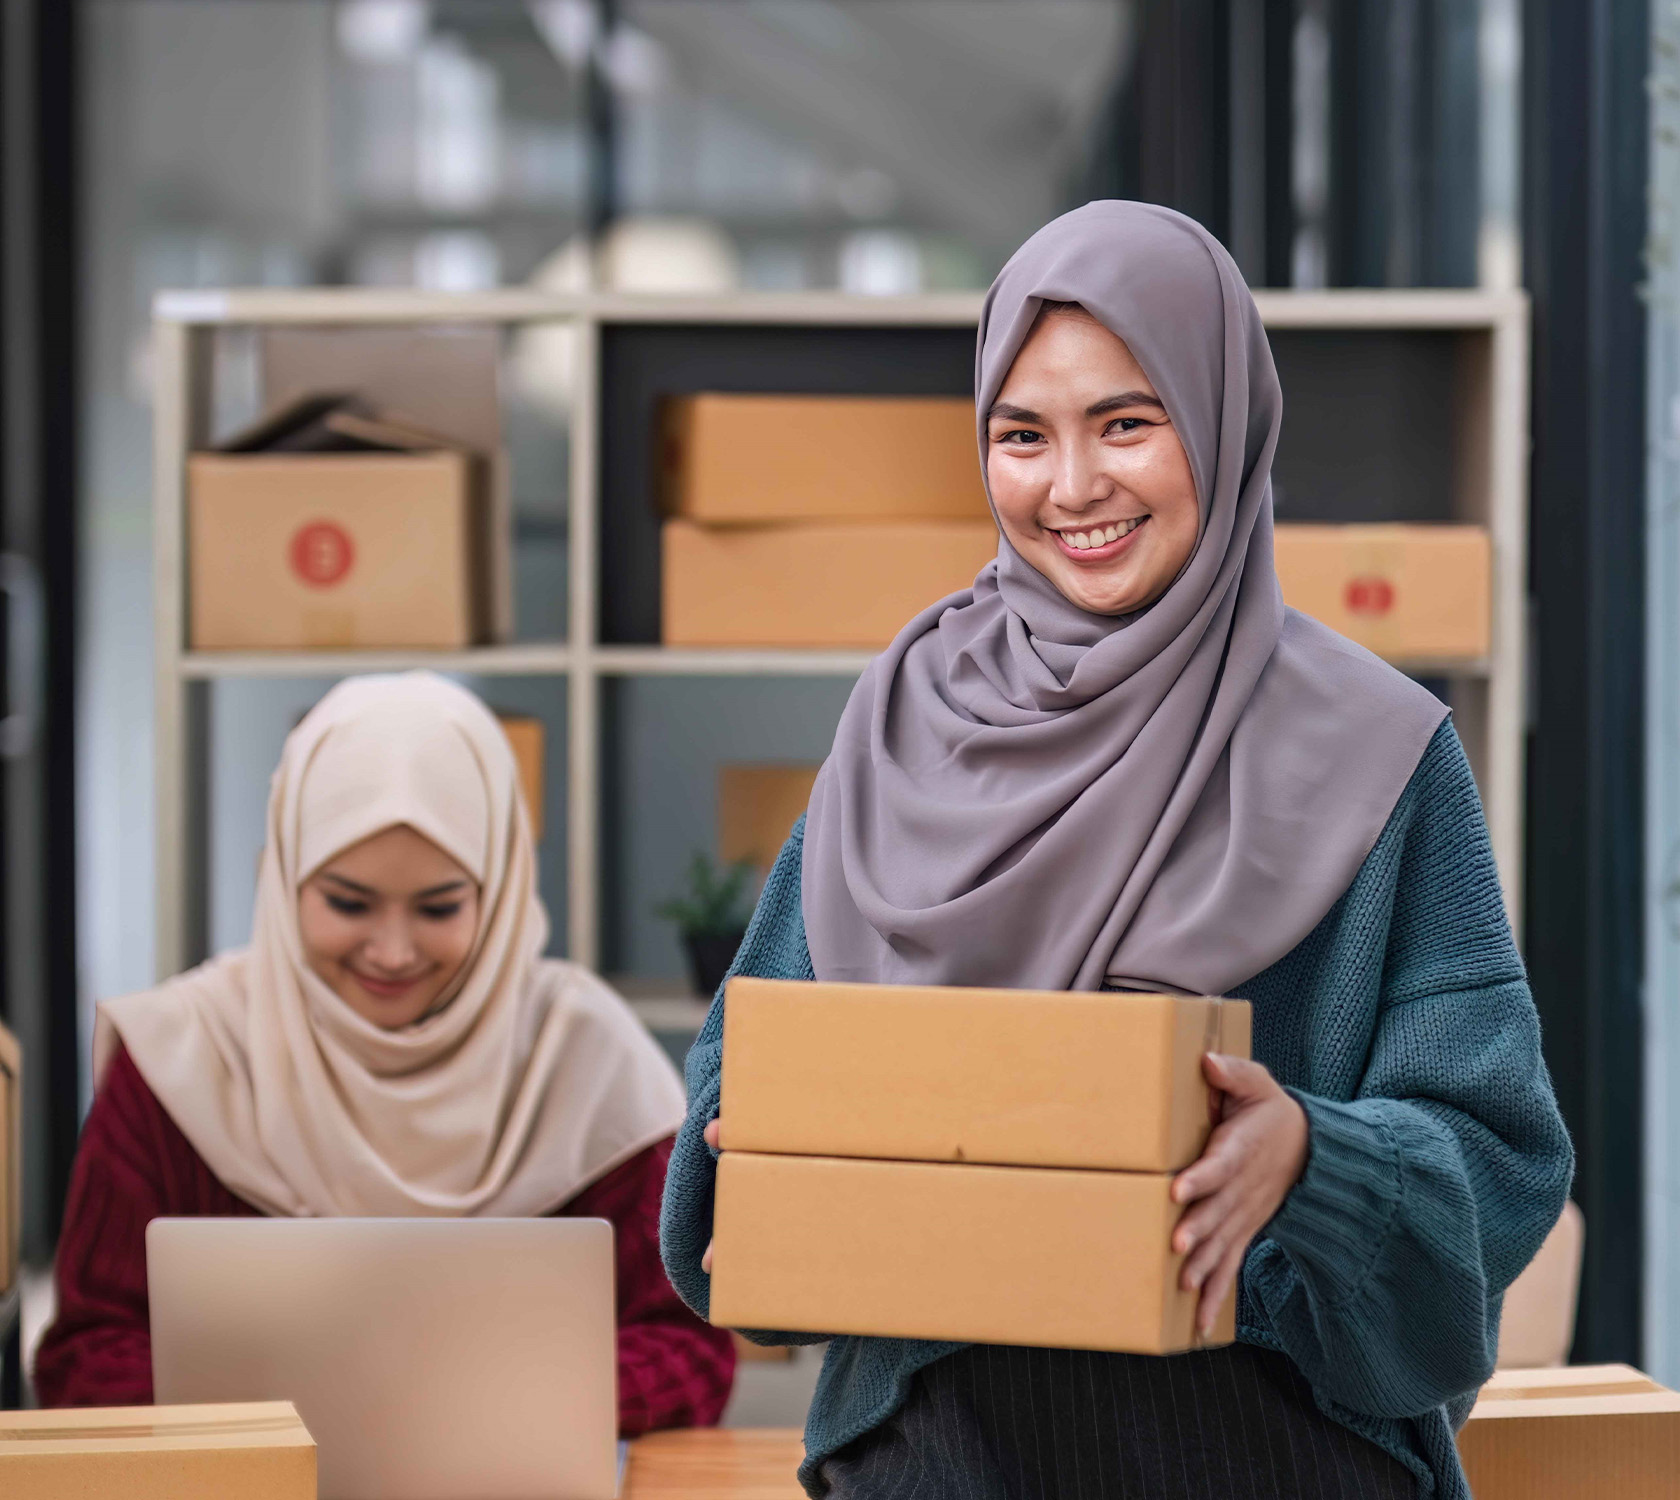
left=1057, top=517, right=1146, bottom=550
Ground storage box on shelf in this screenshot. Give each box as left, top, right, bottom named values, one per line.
left=1274, top=522, right=1491, bottom=663
left=151, top=288, right=1528, bottom=993
left=660, top=393, right=988, bottom=524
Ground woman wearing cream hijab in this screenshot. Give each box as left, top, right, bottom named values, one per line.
left=37, top=672, right=735, bottom=1428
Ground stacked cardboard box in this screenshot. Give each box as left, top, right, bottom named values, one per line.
left=1274, top=523, right=1491, bottom=661
left=1457, top=1364, right=1680, bottom=1498
left=659, top=394, right=998, bottom=648
left=0, top=1401, right=315, bottom=1500
left=708, top=977, right=1250, bottom=1354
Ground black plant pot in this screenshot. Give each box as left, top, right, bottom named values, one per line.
left=683, top=929, right=748, bottom=999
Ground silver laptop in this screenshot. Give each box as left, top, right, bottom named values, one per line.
left=148, top=1217, right=618, bottom=1500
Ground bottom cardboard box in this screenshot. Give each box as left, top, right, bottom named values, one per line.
left=1456, top=1364, right=1680, bottom=1499
left=0, top=1400, right=315, bottom=1500
left=661, top=518, right=999, bottom=648
left=709, top=1152, right=1232, bottom=1354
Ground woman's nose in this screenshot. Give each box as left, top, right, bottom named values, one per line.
left=362, top=916, right=418, bottom=972
left=1052, top=438, right=1113, bottom=509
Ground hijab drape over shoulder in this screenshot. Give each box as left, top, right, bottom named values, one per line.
left=802, top=201, right=1449, bottom=996
left=99, top=672, right=684, bottom=1218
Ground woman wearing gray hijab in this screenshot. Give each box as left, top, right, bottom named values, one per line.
left=662, top=201, right=1571, bottom=1498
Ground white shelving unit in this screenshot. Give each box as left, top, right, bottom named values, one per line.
left=151, top=287, right=1529, bottom=985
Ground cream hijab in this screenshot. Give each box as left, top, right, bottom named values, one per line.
left=97, top=672, right=685, bottom=1218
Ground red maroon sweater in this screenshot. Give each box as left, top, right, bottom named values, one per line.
left=33, top=1047, right=735, bottom=1433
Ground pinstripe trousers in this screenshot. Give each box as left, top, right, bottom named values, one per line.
left=819, top=1343, right=1420, bottom=1499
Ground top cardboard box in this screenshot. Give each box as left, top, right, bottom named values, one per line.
left=0, top=1401, right=316, bottom=1500
left=1457, top=1364, right=1680, bottom=1500
left=719, top=977, right=1250, bottom=1174
left=661, top=394, right=991, bottom=524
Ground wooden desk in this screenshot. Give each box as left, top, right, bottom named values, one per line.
left=623, top=1429, right=805, bottom=1499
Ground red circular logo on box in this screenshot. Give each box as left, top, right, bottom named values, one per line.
left=1344, top=576, right=1395, bottom=616
left=289, top=521, right=354, bottom=588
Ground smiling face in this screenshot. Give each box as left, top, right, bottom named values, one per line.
left=985, top=305, right=1201, bottom=617
left=297, top=824, right=481, bottom=1029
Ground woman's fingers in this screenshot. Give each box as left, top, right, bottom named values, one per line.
left=1172, top=1115, right=1252, bottom=1205
left=701, top=1238, right=714, bottom=1274
left=1199, top=1239, right=1249, bottom=1336
left=704, top=1117, right=721, bottom=1151
left=1201, top=1051, right=1273, bottom=1102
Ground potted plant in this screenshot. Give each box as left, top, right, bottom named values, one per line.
left=655, top=853, right=756, bottom=998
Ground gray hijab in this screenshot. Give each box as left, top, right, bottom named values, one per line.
left=801, top=201, right=1449, bottom=996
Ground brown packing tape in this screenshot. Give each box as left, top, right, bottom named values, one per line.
left=1477, top=1379, right=1664, bottom=1402
left=0, top=1416, right=305, bottom=1443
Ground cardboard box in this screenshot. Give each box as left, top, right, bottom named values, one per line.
left=495, top=713, right=546, bottom=840
left=718, top=765, right=820, bottom=869
left=0, top=1018, right=16, bottom=1291
left=189, top=450, right=483, bottom=649
left=262, top=325, right=512, bottom=641
left=0, top=1401, right=315, bottom=1500
left=1273, top=523, right=1491, bottom=661
left=661, top=394, right=990, bottom=524
left=709, top=1152, right=1234, bottom=1354
left=662, top=519, right=998, bottom=648
left=1456, top=1364, right=1680, bottom=1498
left=721, top=978, right=1250, bottom=1173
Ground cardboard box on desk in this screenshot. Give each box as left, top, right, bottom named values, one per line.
left=661, top=518, right=998, bottom=648
left=0, top=1018, right=17, bottom=1291
left=1273, top=523, right=1491, bottom=661
left=720, top=978, right=1251, bottom=1173
left=0, top=1401, right=315, bottom=1500
left=1456, top=1364, right=1680, bottom=1498
left=661, top=394, right=990, bottom=524
left=709, top=1152, right=1234, bottom=1354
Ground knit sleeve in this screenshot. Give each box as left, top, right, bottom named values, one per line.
left=658, top=817, right=820, bottom=1343
left=1255, top=725, right=1574, bottom=1420
left=32, top=1048, right=256, bottom=1406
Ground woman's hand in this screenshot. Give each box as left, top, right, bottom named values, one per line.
left=700, top=1118, right=721, bottom=1273
left=1171, top=1053, right=1309, bottom=1337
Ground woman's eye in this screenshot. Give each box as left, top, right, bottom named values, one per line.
left=418, top=903, right=464, bottom=922
left=995, top=428, right=1043, bottom=446
left=1107, top=416, right=1147, bottom=434
left=325, top=894, right=370, bottom=917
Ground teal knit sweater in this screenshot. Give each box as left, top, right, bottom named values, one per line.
left=660, top=722, right=1573, bottom=1497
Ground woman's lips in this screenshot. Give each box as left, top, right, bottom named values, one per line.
left=1050, top=517, right=1148, bottom=562
left=348, top=967, right=428, bottom=999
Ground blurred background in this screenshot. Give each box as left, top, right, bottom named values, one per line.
left=0, top=0, right=1662, bottom=1399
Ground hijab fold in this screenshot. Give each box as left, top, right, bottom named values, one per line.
left=99, top=672, right=684, bottom=1218
left=802, top=201, right=1449, bottom=997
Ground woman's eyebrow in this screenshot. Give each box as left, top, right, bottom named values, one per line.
left=321, top=872, right=374, bottom=896
left=987, top=401, right=1041, bottom=423
left=415, top=879, right=471, bottom=899
left=1087, top=391, right=1165, bottom=416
